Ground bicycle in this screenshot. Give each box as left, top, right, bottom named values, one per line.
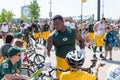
left=21, top=58, right=105, bottom=80
left=30, top=66, right=67, bottom=80
left=30, top=63, right=105, bottom=80
left=26, top=47, right=45, bottom=65
left=21, top=60, right=44, bottom=77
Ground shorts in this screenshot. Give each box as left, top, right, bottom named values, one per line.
left=42, top=31, right=50, bottom=40
left=95, top=35, right=104, bottom=46
left=33, top=32, right=39, bottom=39
left=88, top=32, right=94, bottom=42
left=105, top=45, right=112, bottom=51
left=56, top=56, right=69, bottom=78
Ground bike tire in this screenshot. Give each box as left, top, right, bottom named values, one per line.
left=21, top=68, right=34, bottom=77
left=34, top=54, right=45, bottom=65
left=26, top=50, right=35, bottom=57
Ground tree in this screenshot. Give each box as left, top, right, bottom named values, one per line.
left=29, top=0, right=40, bottom=21
left=0, top=9, right=14, bottom=22
left=6, top=11, right=14, bottom=21
left=21, top=15, right=28, bottom=22
left=0, top=9, right=7, bottom=22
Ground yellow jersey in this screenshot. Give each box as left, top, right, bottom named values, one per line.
left=60, top=69, right=96, bottom=80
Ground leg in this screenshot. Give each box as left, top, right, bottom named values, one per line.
left=99, top=46, right=105, bottom=58
left=104, top=46, right=109, bottom=60
left=104, top=51, right=108, bottom=59
left=88, top=32, right=94, bottom=49
left=93, top=46, right=97, bottom=59
left=109, top=46, right=113, bottom=60
left=93, top=46, right=97, bottom=53
left=99, top=46, right=102, bottom=52
left=109, top=51, right=112, bottom=60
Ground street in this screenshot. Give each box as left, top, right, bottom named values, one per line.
left=0, top=39, right=120, bottom=80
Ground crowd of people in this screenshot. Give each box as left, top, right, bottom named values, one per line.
left=0, top=15, right=120, bottom=80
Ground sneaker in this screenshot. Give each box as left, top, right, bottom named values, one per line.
left=102, top=58, right=107, bottom=61
left=93, top=54, right=97, bottom=59
left=100, top=54, right=105, bottom=59
left=109, top=58, right=112, bottom=60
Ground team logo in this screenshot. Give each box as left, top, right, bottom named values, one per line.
left=62, top=37, right=68, bottom=41
left=3, top=63, right=8, bottom=68
left=23, top=7, right=29, bottom=16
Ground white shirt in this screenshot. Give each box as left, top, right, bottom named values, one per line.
left=65, top=22, right=76, bottom=29
left=1, top=25, right=9, bottom=32
left=96, top=22, right=105, bottom=34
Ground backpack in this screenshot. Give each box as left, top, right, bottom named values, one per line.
left=107, top=32, right=116, bottom=47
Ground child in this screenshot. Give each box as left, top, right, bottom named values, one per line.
left=16, top=32, right=27, bottom=49
left=104, top=27, right=113, bottom=60
left=60, top=50, right=100, bottom=80
left=15, top=40, right=27, bottom=62
left=0, top=46, right=30, bottom=80
left=0, top=34, right=14, bottom=64
left=15, top=40, right=27, bottom=74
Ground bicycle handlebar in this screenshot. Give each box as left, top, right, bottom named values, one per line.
left=48, top=66, right=66, bottom=76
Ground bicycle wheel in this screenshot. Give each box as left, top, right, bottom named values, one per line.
left=21, top=68, right=34, bottom=77
left=27, top=50, right=35, bottom=57
left=34, top=54, right=45, bottom=65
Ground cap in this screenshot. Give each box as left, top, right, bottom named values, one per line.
left=7, top=46, right=25, bottom=57
left=16, top=32, right=24, bottom=38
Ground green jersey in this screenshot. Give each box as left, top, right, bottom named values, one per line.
left=0, top=59, right=17, bottom=79
left=51, top=26, right=76, bottom=58
left=42, top=24, right=50, bottom=32
left=0, top=65, right=3, bottom=79
left=88, top=24, right=94, bottom=32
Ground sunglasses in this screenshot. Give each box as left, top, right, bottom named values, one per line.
left=16, top=54, right=21, bottom=57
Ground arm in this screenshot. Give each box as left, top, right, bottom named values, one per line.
left=44, top=36, right=53, bottom=57
left=80, top=61, right=100, bottom=80
left=4, top=74, right=30, bottom=80
left=94, top=23, right=98, bottom=32
left=75, top=29, right=85, bottom=49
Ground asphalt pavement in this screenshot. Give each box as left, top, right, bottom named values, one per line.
left=0, top=39, right=120, bottom=80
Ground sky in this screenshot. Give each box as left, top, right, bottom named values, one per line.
left=0, top=0, right=120, bottom=20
